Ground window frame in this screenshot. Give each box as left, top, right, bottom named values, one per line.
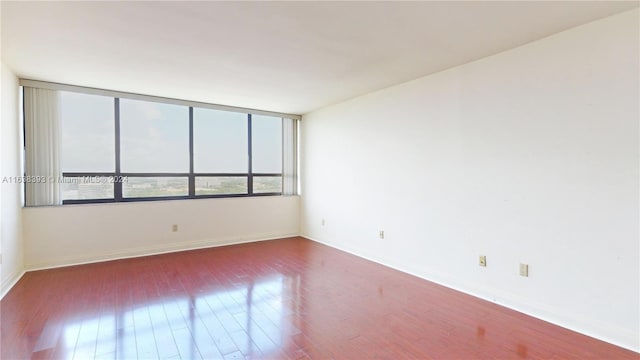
left=61, top=101, right=284, bottom=204
left=20, top=80, right=299, bottom=205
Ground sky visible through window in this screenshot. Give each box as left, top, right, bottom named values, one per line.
left=59, top=90, right=283, bottom=200
left=194, top=107, right=247, bottom=173
left=120, top=99, right=190, bottom=173
left=60, top=91, right=115, bottom=172
left=252, top=114, right=282, bottom=173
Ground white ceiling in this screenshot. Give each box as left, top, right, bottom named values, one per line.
left=2, top=1, right=637, bottom=115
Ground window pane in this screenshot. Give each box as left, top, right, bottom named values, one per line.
left=60, top=91, right=115, bottom=172
left=195, top=177, right=247, bottom=195
left=62, top=177, right=114, bottom=200
left=252, top=115, right=282, bottom=173
left=253, top=176, right=282, bottom=194
left=194, top=108, right=247, bottom=173
left=122, top=177, right=188, bottom=198
left=120, top=99, right=189, bottom=173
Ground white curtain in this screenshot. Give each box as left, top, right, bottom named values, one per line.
left=24, top=87, right=61, bottom=206
left=282, top=117, right=298, bottom=195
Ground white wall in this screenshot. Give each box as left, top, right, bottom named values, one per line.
left=1, top=62, right=25, bottom=297
left=23, top=196, right=299, bottom=269
left=301, top=9, right=639, bottom=351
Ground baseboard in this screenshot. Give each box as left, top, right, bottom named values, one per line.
left=1, top=269, right=26, bottom=300
left=303, top=235, right=639, bottom=353
left=27, top=233, right=299, bottom=272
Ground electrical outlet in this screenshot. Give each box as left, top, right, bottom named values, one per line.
left=172, top=224, right=178, bottom=232
left=379, top=230, right=385, bottom=239
left=520, top=263, right=529, bottom=277
left=479, top=255, right=487, bottom=267
left=321, top=219, right=325, bottom=226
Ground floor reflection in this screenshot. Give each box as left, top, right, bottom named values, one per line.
left=56, top=275, right=290, bottom=359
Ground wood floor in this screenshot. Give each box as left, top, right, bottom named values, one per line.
left=1, top=237, right=637, bottom=359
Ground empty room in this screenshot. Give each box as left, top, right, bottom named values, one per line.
left=1, top=1, right=638, bottom=359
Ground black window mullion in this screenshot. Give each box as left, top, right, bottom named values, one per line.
left=248, top=114, right=253, bottom=195
left=57, top=93, right=285, bottom=205
left=188, top=107, right=195, bottom=198
left=114, top=98, right=122, bottom=201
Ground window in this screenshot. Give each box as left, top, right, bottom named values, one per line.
left=193, top=108, right=249, bottom=196
left=22, top=81, right=299, bottom=206
left=119, top=99, right=190, bottom=199
left=60, top=92, right=115, bottom=172
left=251, top=114, right=283, bottom=194
left=253, top=176, right=283, bottom=194
left=193, top=108, right=247, bottom=173
left=251, top=114, right=282, bottom=173
left=59, top=91, right=115, bottom=200
left=195, top=176, right=247, bottom=196
left=122, top=177, right=189, bottom=198
left=120, top=99, right=189, bottom=173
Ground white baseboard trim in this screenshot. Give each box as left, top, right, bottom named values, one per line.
left=27, top=233, right=300, bottom=272
left=1, top=269, right=26, bottom=300
left=303, top=235, right=639, bottom=353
